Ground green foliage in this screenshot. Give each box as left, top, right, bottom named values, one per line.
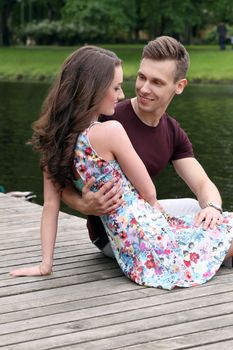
left=2, top=0, right=233, bottom=46
left=61, top=0, right=233, bottom=44
left=19, top=20, right=80, bottom=45
left=206, top=0, right=233, bottom=24
left=62, top=0, right=136, bottom=42
left=140, top=0, right=192, bottom=38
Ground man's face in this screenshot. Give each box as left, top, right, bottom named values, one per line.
left=135, top=58, right=184, bottom=114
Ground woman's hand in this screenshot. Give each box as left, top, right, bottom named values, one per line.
left=152, top=201, right=172, bottom=222
left=152, top=201, right=164, bottom=211
left=10, top=263, right=52, bottom=277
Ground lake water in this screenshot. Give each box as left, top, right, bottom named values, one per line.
left=0, top=81, right=232, bottom=213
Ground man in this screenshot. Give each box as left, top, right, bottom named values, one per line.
left=217, top=22, right=227, bottom=50
left=62, top=36, right=224, bottom=258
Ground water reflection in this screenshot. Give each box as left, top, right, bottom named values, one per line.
left=0, top=81, right=232, bottom=212
left=167, top=84, right=233, bottom=211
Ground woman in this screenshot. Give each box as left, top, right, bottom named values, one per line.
left=10, top=45, right=233, bottom=290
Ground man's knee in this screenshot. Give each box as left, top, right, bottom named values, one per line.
left=159, top=198, right=201, bottom=216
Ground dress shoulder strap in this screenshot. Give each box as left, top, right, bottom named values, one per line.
left=88, top=121, right=101, bottom=130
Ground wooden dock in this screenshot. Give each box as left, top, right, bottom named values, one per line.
left=1, top=192, right=233, bottom=349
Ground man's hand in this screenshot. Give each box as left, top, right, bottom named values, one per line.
left=62, top=178, right=124, bottom=215
left=194, top=207, right=224, bottom=229
left=81, top=177, right=124, bottom=216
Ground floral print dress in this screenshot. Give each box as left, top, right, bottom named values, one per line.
left=73, top=124, right=233, bottom=290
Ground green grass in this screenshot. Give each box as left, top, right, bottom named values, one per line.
left=187, top=45, right=233, bottom=82
left=0, top=44, right=233, bottom=83
left=0, top=46, right=73, bottom=82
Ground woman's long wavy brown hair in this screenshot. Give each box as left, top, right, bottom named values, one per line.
left=29, top=46, right=121, bottom=189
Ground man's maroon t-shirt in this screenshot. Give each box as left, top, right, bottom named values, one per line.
left=87, top=99, right=194, bottom=242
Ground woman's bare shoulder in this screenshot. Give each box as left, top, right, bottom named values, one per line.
left=100, top=120, right=123, bottom=130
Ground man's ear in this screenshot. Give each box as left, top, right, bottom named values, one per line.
left=175, top=79, right=188, bottom=95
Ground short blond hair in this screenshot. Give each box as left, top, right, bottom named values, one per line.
left=142, top=36, right=190, bottom=82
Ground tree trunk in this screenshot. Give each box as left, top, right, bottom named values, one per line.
left=0, top=0, right=16, bottom=46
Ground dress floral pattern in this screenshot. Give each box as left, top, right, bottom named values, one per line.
left=73, top=124, right=233, bottom=290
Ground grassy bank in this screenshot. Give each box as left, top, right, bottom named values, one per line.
left=0, top=44, right=233, bottom=83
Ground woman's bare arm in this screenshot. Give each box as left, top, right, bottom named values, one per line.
left=89, top=121, right=160, bottom=208
left=10, top=172, right=60, bottom=277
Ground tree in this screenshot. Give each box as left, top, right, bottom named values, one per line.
left=140, top=0, right=200, bottom=42
left=0, top=0, right=16, bottom=46
left=0, top=0, right=66, bottom=46
left=62, top=0, right=136, bottom=42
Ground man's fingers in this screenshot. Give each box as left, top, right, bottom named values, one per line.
left=203, top=215, right=216, bottom=229
left=195, top=209, right=224, bottom=230
left=194, top=212, right=205, bottom=227
left=97, top=180, right=115, bottom=197
left=209, top=216, right=219, bottom=229
left=81, top=177, right=123, bottom=215
left=101, top=180, right=122, bottom=201
left=217, top=216, right=224, bottom=225
left=100, top=183, right=124, bottom=213
left=107, top=188, right=124, bottom=206
left=84, top=178, right=119, bottom=197
left=82, top=177, right=96, bottom=194
left=202, top=213, right=214, bottom=229
left=106, top=197, right=125, bottom=213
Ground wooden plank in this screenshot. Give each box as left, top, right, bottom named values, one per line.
left=115, top=328, right=233, bottom=350
left=1, top=288, right=233, bottom=335
left=2, top=313, right=233, bottom=349
left=0, top=262, right=119, bottom=288
left=0, top=242, right=96, bottom=261
left=186, top=340, right=233, bottom=350
left=1, top=193, right=233, bottom=350
left=0, top=277, right=139, bottom=312
left=0, top=268, right=123, bottom=297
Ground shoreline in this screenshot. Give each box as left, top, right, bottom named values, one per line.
left=1, top=44, right=233, bottom=85
left=1, top=75, right=233, bottom=85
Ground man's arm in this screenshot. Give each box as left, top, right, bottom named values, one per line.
left=173, top=157, right=224, bottom=229
left=61, top=177, right=124, bottom=216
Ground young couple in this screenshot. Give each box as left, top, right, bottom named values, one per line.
left=10, top=36, right=233, bottom=290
